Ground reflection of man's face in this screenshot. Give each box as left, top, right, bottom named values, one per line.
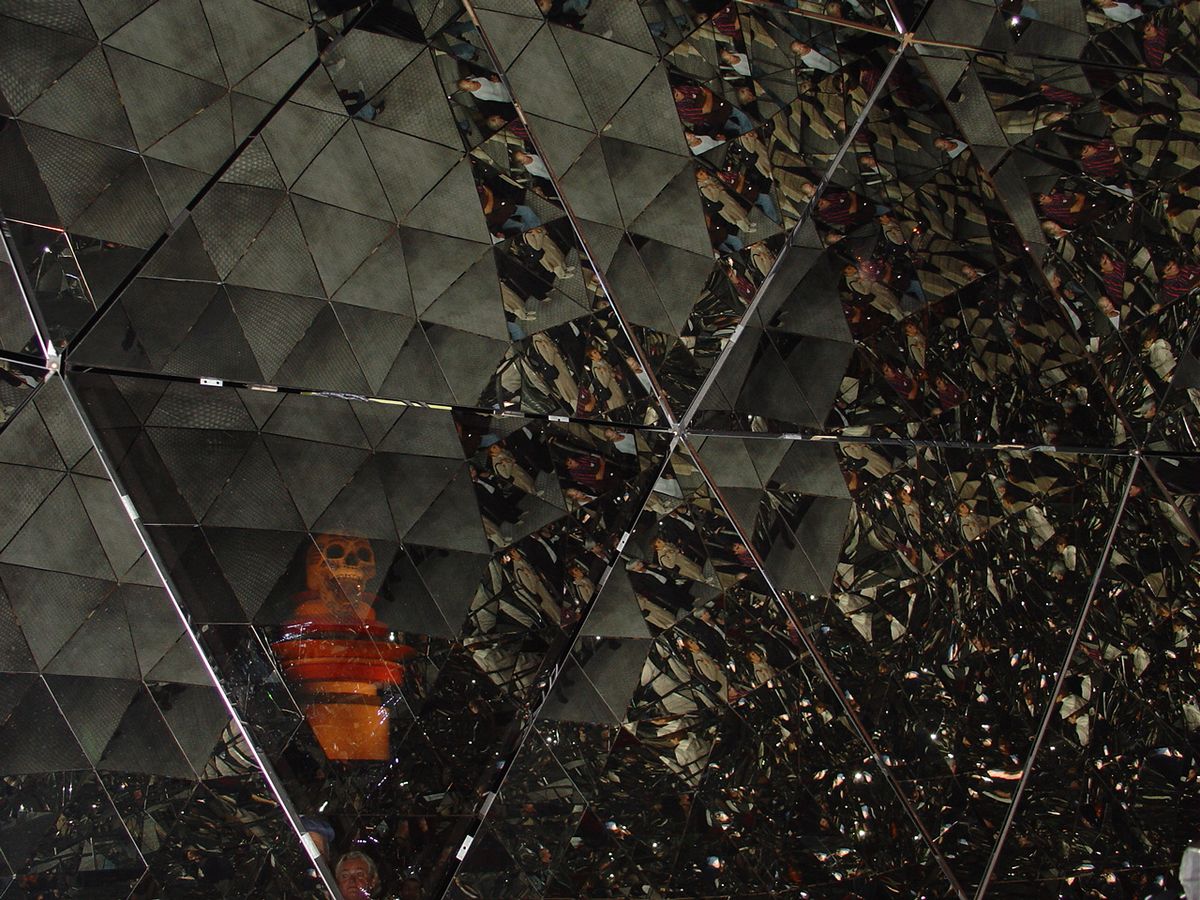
left=337, top=859, right=377, bottom=900
left=400, top=878, right=422, bottom=900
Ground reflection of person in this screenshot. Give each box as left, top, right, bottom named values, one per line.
left=488, top=444, right=537, bottom=494
left=513, top=149, right=552, bottom=186
left=1091, top=0, right=1142, bottom=21
left=672, top=84, right=753, bottom=135
left=934, top=136, right=968, bottom=159
left=686, top=131, right=726, bottom=155
left=300, top=815, right=335, bottom=865
left=523, top=226, right=574, bottom=278
left=336, top=851, right=381, bottom=900
left=457, top=75, right=510, bottom=104
left=652, top=536, right=707, bottom=583
left=400, top=876, right=423, bottom=899
left=789, top=40, right=838, bottom=74
left=696, top=169, right=756, bottom=233
left=718, top=48, right=751, bottom=76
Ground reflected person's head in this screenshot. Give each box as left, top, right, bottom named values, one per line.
left=300, top=816, right=334, bottom=863
left=336, top=851, right=380, bottom=900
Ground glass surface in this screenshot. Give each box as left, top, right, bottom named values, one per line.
left=0, top=0, right=1195, bottom=896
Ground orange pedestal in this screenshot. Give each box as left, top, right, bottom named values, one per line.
left=273, top=620, right=414, bottom=761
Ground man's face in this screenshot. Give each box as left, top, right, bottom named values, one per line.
left=337, top=859, right=377, bottom=899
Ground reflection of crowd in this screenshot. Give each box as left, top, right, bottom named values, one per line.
left=994, top=59, right=1200, bottom=434
left=430, top=13, right=671, bottom=422
left=664, top=28, right=1186, bottom=443
left=633, top=0, right=1200, bottom=442
left=1085, top=0, right=1200, bottom=71
left=280, top=4, right=1200, bottom=897
left=536, top=444, right=956, bottom=894
left=459, top=416, right=651, bottom=689
left=826, top=447, right=1127, bottom=834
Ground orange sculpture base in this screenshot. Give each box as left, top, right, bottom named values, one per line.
left=304, top=688, right=391, bottom=761
left=273, top=618, right=414, bottom=762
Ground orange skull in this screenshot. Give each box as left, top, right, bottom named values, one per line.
left=306, top=534, right=376, bottom=601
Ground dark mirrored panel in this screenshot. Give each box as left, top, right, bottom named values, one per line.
left=4, top=221, right=94, bottom=354
left=70, top=371, right=669, bottom=895
left=0, top=0, right=1196, bottom=897
left=0, top=222, right=42, bottom=359
left=692, top=433, right=1138, bottom=891
left=0, top=357, right=44, bottom=431
left=988, top=462, right=1197, bottom=897
left=693, top=45, right=1135, bottom=449
left=0, top=375, right=318, bottom=898
left=452, top=443, right=957, bottom=897
left=50, top=2, right=663, bottom=425
left=0, top=1, right=318, bottom=252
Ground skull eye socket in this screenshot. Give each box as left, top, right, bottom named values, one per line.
left=324, top=543, right=346, bottom=560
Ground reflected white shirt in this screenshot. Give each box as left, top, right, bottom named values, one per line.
left=942, top=138, right=968, bottom=158
left=723, top=52, right=752, bottom=76
left=468, top=79, right=511, bottom=103
left=801, top=49, right=838, bottom=73
left=1102, top=2, right=1142, bottom=21
left=519, top=153, right=550, bottom=180
left=688, top=133, right=726, bottom=155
